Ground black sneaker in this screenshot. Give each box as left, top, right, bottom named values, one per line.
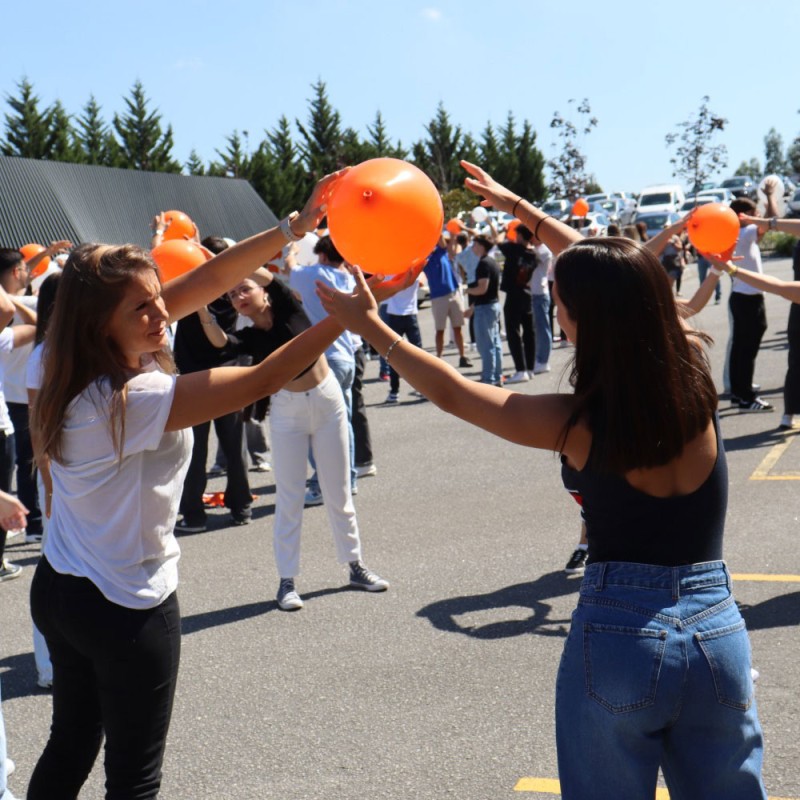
left=349, top=561, right=389, bottom=592
left=458, top=355, right=473, bottom=368
left=738, top=397, right=773, bottom=413
left=277, top=578, right=303, bottom=610
left=564, top=548, right=588, bottom=575
left=175, top=519, right=207, bottom=533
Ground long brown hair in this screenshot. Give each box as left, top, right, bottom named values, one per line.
left=33, top=243, right=175, bottom=463
left=555, top=237, right=717, bottom=473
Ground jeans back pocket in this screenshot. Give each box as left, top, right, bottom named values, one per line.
left=584, top=623, right=667, bottom=713
left=695, top=620, right=753, bottom=710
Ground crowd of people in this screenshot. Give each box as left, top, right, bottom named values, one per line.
left=1, top=159, right=799, bottom=798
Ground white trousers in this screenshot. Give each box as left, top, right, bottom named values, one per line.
left=269, top=370, right=361, bottom=578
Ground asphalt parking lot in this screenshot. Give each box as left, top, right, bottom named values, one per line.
left=2, top=256, right=799, bottom=799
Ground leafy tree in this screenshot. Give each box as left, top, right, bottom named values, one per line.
left=583, top=176, right=603, bottom=195
left=75, top=95, right=116, bottom=166
left=441, top=188, right=475, bottom=222
left=734, top=158, right=761, bottom=177
left=548, top=98, right=598, bottom=199
left=665, top=96, right=727, bottom=192
left=112, top=80, right=181, bottom=173
left=1, top=77, right=55, bottom=158
left=763, top=127, right=786, bottom=175
left=185, top=149, right=206, bottom=176
left=788, top=137, right=800, bottom=175
left=296, top=79, right=343, bottom=177
left=412, top=102, right=473, bottom=192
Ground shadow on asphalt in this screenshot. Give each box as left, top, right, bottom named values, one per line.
left=0, top=652, right=50, bottom=701
left=739, top=592, right=800, bottom=631
left=417, top=570, right=580, bottom=640
left=722, top=425, right=791, bottom=452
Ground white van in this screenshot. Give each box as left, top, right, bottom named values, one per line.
left=635, top=184, right=686, bottom=214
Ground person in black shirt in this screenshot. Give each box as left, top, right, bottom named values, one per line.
left=466, top=236, right=503, bottom=386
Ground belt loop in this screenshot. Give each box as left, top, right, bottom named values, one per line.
left=594, top=562, right=606, bottom=592
left=671, top=567, right=680, bottom=600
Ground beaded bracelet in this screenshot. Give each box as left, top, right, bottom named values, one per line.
left=384, top=337, right=403, bottom=363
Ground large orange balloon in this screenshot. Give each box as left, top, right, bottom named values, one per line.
left=162, top=210, right=196, bottom=241
left=572, top=198, right=590, bottom=217
left=327, top=158, right=444, bottom=275
left=445, top=218, right=461, bottom=235
left=19, top=243, right=50, bottom=277
left=506, top=219, right=520, bottom=242
left=151, top=240, right=207, bottom=283
left=686, top=203, right=740, bottom=254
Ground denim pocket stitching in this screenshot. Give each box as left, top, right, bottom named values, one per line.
left=695, top=620, right=752, bottom=711
left=583, top=623, right=667, bottom=713
left=579, top=595, right=676, bottom=626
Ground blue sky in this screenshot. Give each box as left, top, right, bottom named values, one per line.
left=4, top=0, right=798, bottom=195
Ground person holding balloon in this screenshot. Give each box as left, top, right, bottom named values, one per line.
left=25, top=169, right=411, bottom=799
left=315, top=160, right=767, bottom=800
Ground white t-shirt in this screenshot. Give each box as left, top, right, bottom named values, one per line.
left=530, top=244, right=553, bottom=296
left=0, top=329, right=14, bottom=434
left=386, top=280, right=420, bottom=316
left=3, top=297, right=37, bottom=404
left=456, top=248, right=480, bottom=285
left=44, top=364, right=192, bottom=609
left=732, top=225, right=764, bottom=296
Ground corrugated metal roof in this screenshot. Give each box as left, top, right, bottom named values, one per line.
left=0, top=156, right=279, bottom=249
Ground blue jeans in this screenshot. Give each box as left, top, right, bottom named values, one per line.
left=556, top=561, right=766, bottom=800
left=697, top=256, right=722, bottom=302
left=386, top=313, right=423, bottom=394
left=531, top=294, right=552, bottom=365
left=308, top=358, right=356, bottom=492
left=473, top=302, right=502, bottom=384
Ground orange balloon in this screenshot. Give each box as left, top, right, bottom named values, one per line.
left=162, top=210, right=196, bottom=241
left=572, top=198, right=590, bottom=217
left=151, top=240, right=207, bottom=283
left=506, top=219, right=520, bottom=242
left=686, top=203, right=740, bottom=254
left=327, top=158, right=444, bottom=275
left=19, top=243, right=50, bottom=277
left=445, top=218, right=461, bottom=235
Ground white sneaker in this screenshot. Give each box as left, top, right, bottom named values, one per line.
left=506, top=371, right=530, bottom=384
left=6, top=757, right=15, bottom=777
left=277, top=578, right=304, bottom=611
left=533, top=362, right=551, bottom=375
left=356, top=463, right=377, bottom=478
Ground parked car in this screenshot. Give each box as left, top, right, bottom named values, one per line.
left=541, top=198, right=571, bottom=220
left=787, top=188, right=800, bottom=218
left=592, top=198, right=636, bottom=226
left=689, top=181, right=718, bottom=195
left=570, top=211, right=610, bottom=237
left=719, top=176, right=758, bottom=200
left=696, top=188, right=735, bottom=204
left=636, top=184, right=686, bottom=214
left=678, top=196, right=719, bottom=217
left=633, top=210, right=682, bottom=240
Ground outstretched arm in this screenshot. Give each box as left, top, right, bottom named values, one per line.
left=706, top=254, right=800, bottom=304
left=738, top=213, right=800, bottom=238
left=461, top=161, right=582, bottom=256
left=644, top=216, right=689, bottom=257
left=316, top=267, right=575, bottom=452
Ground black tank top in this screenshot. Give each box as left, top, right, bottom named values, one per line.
left=560, top=414, right=726, bottom=566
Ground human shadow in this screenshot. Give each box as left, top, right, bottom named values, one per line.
left=0, top=652, right=49, bottom=701
left=181, top=585, right=351, bottom=635
left=739, top=591, right=800, bottom=631
left=417, top=571, right=580, bottom=640
left=722, top=426, right=794, bottom=453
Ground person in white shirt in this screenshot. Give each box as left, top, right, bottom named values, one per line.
left=25, top=171, right=358, bottom=799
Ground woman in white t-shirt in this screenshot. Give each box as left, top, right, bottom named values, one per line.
left=26, top=172, right=350, bottom=800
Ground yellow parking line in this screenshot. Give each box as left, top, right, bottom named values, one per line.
left=732, top=573, right=800, bottom=583
left=751, top=435, right=800, bottom=480
left=514, top=777, right=796, bottom=798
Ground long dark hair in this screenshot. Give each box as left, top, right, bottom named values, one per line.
left=33, top=243, right=175, bottom=463
left=555, top=237, right=717, bottom=473
left=34, top=272, right=61, bottom=345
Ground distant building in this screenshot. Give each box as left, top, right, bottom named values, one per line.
left=0, top=156, right=279, bottom=249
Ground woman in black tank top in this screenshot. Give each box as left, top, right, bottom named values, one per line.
left=318, top=162, right=767, bottom=799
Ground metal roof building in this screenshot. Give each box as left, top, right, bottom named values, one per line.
left=0, top=156, right=279, bottom=249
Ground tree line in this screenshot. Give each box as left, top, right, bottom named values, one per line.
left=1, top=77, right=551, bottom=218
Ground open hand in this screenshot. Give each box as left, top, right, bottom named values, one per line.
left=461, top=160, right=517, bottom=215
left=296, top=167, right=351, bottom=235
left=316, top=266, right=379, bottom=335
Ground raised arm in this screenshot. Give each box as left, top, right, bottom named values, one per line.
left=644, top=215, right=689, bottom=257
left=738, top=213, right=800, bottom=238
left=316, top=266, right=575, bottom=452
left=160, top=169, right=346, bottom=323
left=461, top=161, right=582, bottom=255
left=706, top=254, right=800, bottom=304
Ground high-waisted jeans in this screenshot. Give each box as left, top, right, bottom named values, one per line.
left=555, top=561, right=766, bottom=800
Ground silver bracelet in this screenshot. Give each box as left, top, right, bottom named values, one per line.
left=769, top=216, right=778, bottom=231
left=279, top=211, right=303, bottom=242
left=384, top=337, right=403, bottom=363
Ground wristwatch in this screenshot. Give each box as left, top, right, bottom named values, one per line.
left=280, top=211, right=303, bottom=242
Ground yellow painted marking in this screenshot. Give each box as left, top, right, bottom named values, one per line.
left=514, top=777, right=796, bottom=799
left=751, top=434, right=800, bottom=480
left=732, top=573, right=800, bottom=583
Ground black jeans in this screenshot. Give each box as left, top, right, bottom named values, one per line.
left=784, top=303, right=800, bottom=414
left=179, top=410, right=251, bottom=525
left=387, top=313, right=423, bottom=394
left=29, top=558, right=181, bottom=799
left=729, top=292, right=767, bottom=403
left=503, top=291, right=535, bottom=372
left=7, top=402, right=42, bottom=535
left=0, top=429, right=15, bottom=563
left=352, top=347, right=373, bottom=467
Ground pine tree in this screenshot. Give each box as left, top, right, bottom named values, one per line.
left=113, top=80, right=181, bottom=173
left=495, top=112, right=520, bottom=190
left=1, top=77, right=54, bottom=158
left=788, top=137, right=800, bottom=175
left=548, top=98, right=599, bottom=199
left=46, top=101, right=81, bottom=162
left=412, top=102, right=471, bottom=191
left=479, top=123, right=501, bottom=176
left=365, top=111, right=407, bottom=160
left=763, top=127, right=786, bottom=175
left=213, top=130, right=249, bottom=178
left=340, top=127, right=371, bottom=165
left=513, top=120, right=546, bottom=203
left=185, top=149, right=206, bottom=176
left=75, top=95, right=114, bottom=165
left=296, top=79, right=343, bottom=177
